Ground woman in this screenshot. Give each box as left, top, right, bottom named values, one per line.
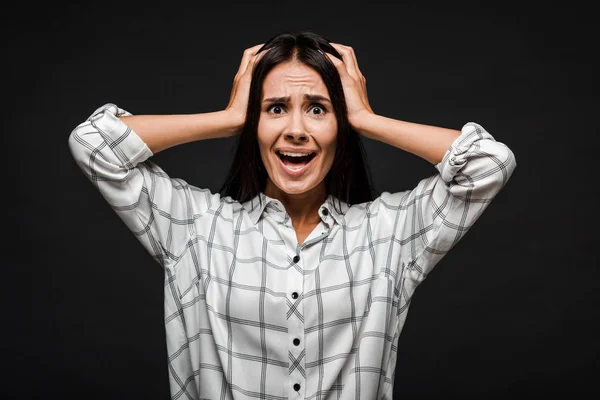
left=69, top=31, right=516, bottom=399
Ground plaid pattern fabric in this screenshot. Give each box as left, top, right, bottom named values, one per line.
left=68, top=103, right=516, bottom=399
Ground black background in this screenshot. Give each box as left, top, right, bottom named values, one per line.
left=7, top=1, right=598, bottom=399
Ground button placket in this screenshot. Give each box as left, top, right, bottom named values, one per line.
left=287, top=248, right=305, bottom=398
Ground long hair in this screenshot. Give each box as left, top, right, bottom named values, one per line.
left=219, top=31, right=376, bottom=213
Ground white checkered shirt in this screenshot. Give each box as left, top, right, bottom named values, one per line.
left=69, top=103, right=516, bottom=399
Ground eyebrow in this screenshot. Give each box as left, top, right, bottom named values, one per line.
left=262, top=94, right=331, bottom=103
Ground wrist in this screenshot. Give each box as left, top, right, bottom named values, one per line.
left=351, top=110, right=379, bottom=140
left=221, top=108, right=245, bottom=136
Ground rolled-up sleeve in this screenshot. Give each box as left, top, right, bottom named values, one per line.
left=380, top=122, right=517, bottom=284
left=68, top=103, right=222, bottom=268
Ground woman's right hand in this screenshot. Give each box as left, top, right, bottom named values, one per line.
left=225, top=43, right=268, bottom=135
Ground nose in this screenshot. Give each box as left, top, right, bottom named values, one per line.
left=284, top=131, right=308, bottom=143
left=284, top=111, right=309, bottom=143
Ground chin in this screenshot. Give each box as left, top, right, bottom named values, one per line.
left=275, top=180, right=315, bottom=195
left=266, top=171, right=325, bottom=197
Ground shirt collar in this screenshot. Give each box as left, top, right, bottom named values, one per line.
left=243, top=192, right=348, bottom=226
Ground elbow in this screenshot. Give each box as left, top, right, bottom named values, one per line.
left=494, top=141, right=517, bottom=188
left=477, top=141, right=517, bottom=198
left=68, top=125, right=88, bottom=173
left=450, top=140, right=517, bottom=200
left=68, top=126, right=80, bottom=155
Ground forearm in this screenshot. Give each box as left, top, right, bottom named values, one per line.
left=119, top=110, right=243, bottom=154
left=355, top=112, right=461, bottom=165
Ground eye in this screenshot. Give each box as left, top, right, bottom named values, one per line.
left=265, top=103, right=328, bottom=116
left=309, top=103, right=327, bottom=115
left=266, top=104, right=285, bottom=114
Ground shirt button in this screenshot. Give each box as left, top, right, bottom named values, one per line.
left=293, top=338, right=300, bottom=346
left=322, top=209, right=329, bottom=216
left=293, top=383, right=301, bottom=391
left=291, top=292, right=298, bottom=299
left=293, top=255, right=300, bottom=263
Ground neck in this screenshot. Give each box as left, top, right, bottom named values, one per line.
left=264, top=180, right=327, bottom=226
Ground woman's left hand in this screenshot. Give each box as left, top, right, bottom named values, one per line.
left=325, top=43, right=374, bottom=131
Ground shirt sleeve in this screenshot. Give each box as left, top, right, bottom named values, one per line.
left=379, top=122, right=517, bottom=285
left=68, top=103, right=223, bottom=268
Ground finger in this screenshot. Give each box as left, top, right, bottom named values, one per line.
left=330, top=43, right=360, bottom=74
left=324, top=52, right=351, bottom=80
left=325, top=50, right=373, bottom=114
left=236, top=43, right=265, bottom=79
left=230, top=44, right=265, bottom=104
left=239, top=46, right=271, bottom=86
left=229, top=46, right=269, bottom=109
left=329, top=43, right=362, bottom=82
left=329, top=43, right=370, bottom=103
left=346, top=46, right=365, bottom=81
left=247, top=46, right=270, bottom=74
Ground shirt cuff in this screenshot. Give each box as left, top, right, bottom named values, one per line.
left=434, top=122, right=495, bottom=183
left=88, top=103, right=154, bottom=165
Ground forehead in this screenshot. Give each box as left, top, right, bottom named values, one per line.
left=262, top=60, right=327, bottom=96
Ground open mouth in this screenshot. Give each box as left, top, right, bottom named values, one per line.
left=276, top=150, right=317, bottom=172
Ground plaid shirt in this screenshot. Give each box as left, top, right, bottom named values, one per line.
left=69, top=103, right=516, bottom=399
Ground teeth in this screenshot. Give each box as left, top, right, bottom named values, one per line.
left=279, top=151, right=314, bottom=157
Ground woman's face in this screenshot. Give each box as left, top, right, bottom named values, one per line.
left=258, top=60, right=337, bottom=197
